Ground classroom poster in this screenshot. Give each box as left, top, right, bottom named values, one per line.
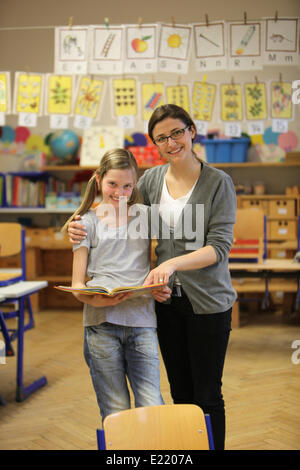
left=228, top=22, right=263, bottom=70
left=141, top=83, right=164, bottom=122
left=244, top=82, right=268, bottom=120
left=45, top=74, right=75, bottom=129
left=165, top=84, right=190, bottom=113
left=158, top=24, right=192, bottom=74
left=13, top=72, right=44, bottom=127
left=124, top=24, right=158, bottom=73
left=192, top=81, right=216, bottom=121
left=112, top=78, right=137, bottom=129
left=192, top=22, right=227, bottom=71
left=55, top=26, right=89, bottom=74
left=263, top=18, right=299, bottom=66
left=80, top=126, right=124, bottom=167
left=73, top=76, right=104, bottom=128
left=0, top=72, right=11, bottom=116
left=221, top=83, right=243, bottom=121
left=270, top=81, right=293, bottom=119
left=89, top=25, right=124, bottom=75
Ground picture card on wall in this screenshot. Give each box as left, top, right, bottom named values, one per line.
left=228, top=21, right=263, bottom=70
left=141, top=83, right=164, bottom=122
left=73, top=76, right=105, bottom=120
left=55, top=26, right=89, bottom=74
left=244, top=82, right=268, bottom=120
left=124, top=24, right=158, bottom=73
left=89, top=25, right=124, bottom=75
left=80, top=126, right=124, bottom=167
left=270, top=81, right=293, bottom=120
left=112, top=78, right=137, bottom=117
left=192, top=22, right=227, bottom=71
left=165, top=84, right=190, bottom=113
left=45, top=74, right=75, bottom=116
left=263, top=18, right=299, bottom=66
left=0, top=72, right=11, bottom=114
left=192, top=81, right=216, bottom=121
left=158, top=24, right=192, bottom=74
left=220, top=83, right=243, bottom=121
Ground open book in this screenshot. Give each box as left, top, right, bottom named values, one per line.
left=54, top=282, right=166, bottom=298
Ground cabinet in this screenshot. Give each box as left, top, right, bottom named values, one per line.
left=0, top=161, right=299, bottom=310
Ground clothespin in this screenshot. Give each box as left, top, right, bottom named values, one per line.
left=279, top=73, right=282, bottom=84
left=68, top=16, right=73, bottom=29
left=104, top=17, right=109, bottom=29
left=138, top=17, right=142, bottom=28
left=255, top=75, right=259, bottom=84
left=152, top=74, right=155, bottom=85
left=171, top=16, right=175, bottom=28
left=274, top=11, right=278, bottom=23
left=25, top=65, right=31, bottom=77
left=177, top=75, right=181, bottom=87
left=244, top=12, right=247, bottom=25
left=231, top=76, right=235, bottom=87
left=205, top=14, right=209, bottom=27
left=202, top=74, right=207, bottom=85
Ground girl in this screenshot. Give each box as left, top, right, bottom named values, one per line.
left=68, top=105, right=237, bottom=449
left=62, top=148, right=164, bottom=421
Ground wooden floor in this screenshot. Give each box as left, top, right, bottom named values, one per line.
left=0, top=308, right=300, bottom=450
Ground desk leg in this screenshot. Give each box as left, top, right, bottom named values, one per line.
left=261, top=274, right=270, bottom=310
left=16, top=297, right=47, bottom=402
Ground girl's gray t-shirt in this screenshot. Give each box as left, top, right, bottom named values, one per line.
left=73, top=205, right=156, bottom=328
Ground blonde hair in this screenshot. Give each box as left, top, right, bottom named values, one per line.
left=62, top=148, right=141, bottom=232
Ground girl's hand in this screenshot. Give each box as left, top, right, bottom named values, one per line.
left=151, top=286, right=172, bottom=303
left=68, top=215, right=87, bottom=244
left=144, top=260, right=177, bottom=286
left=74, top=292, right=132, bottom=307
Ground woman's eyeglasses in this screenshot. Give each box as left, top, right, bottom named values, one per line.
left=153, top=126, right=190, bottom=146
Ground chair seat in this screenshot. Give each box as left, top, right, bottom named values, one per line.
left=0, top=269, right=22, bottom=281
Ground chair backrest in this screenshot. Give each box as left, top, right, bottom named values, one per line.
left=103, top=404, right=210, bottom=450
left=233, top=208, right=265, bottom=240
left=0, top=223, right=23, bottom=257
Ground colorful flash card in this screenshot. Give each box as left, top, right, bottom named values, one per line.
left=192, top=22, right=227, bottom=71
left=263, top=18, right=299, bottom=66
left=228, top=22, right=263, bottom=70
left=13, top=72, right=44, bottom=115
left=55, top=26, right=89, bottom=74
left=74, top=76, right=104, bottom=119
left=158, top=24, right=192, bottom=74
left=80, top=126, right=124, bottom=167
left=244, top=82, right=267, bottom=120
left=166, top=85, right=190, bottom=113
left=46, top=75, right=74, bottom=115
left=271, top=81, right=293, bottom=119
left=221, top=83, right=243, bottom=121
left=141, top=83, right=164, bottom=121
left=112, top=78, right=137, bottom=117
left=124, top=24, right=158, bottom=73
left=89, top=25, right=124, bottom=75
left=192, top=81, right=216, bottom=121
left=0, top=72, right=11, bottom=114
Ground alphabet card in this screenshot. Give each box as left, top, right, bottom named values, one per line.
left=192, top=22, right=227, bottom=71
left=165, top=84, right=190, bottom=113
left=124, top=24, right=158, bottom=73
left=73, top=76, right=105, bottom=128
left=89, top=25, right=124, bottom=75
left=141, top=83, right=164, bottom=122
left=158, top=24, right=192, bottom=74
left=55, top=26, right=89, bottom=74
left=80, top=126, right=124, bottom=167
left=228, top=22, right=263, bottom=70
left=45, top=74, right=75, bottom=129
left=0, top=72, right=11, bottom=124
left=13, top=72, right=44, bottom=127
left=263, top=18, right=299, bottom=66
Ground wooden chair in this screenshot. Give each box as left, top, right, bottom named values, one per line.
left=97, top=404, right=214, bottom=450
left=230, top=208, right=267, bottom=263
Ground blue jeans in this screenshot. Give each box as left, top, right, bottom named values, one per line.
left=84, top=322, right=164, bottom=420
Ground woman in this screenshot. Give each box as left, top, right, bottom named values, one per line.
left=68, top=105, right=237, bottom=449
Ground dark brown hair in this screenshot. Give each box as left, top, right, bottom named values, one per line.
left=148, top=104, right=197, bottom=143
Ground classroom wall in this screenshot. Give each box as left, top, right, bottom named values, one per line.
left=0, top=0, right=300, bottom=146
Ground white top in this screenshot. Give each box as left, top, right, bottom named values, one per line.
left=159, top=177, right=198, bottom=286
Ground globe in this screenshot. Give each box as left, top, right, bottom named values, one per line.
left=49, top=130, right=80, bottom=163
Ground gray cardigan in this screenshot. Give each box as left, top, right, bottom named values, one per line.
left=138, top=162, right=237, bottom=314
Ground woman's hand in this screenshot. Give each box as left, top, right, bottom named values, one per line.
left=68, top=215, right=87, bottom=244
left=144, top=259, right=177, bottom=286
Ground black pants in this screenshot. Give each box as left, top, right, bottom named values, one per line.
left=156, top=292, right=231, bottom=450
